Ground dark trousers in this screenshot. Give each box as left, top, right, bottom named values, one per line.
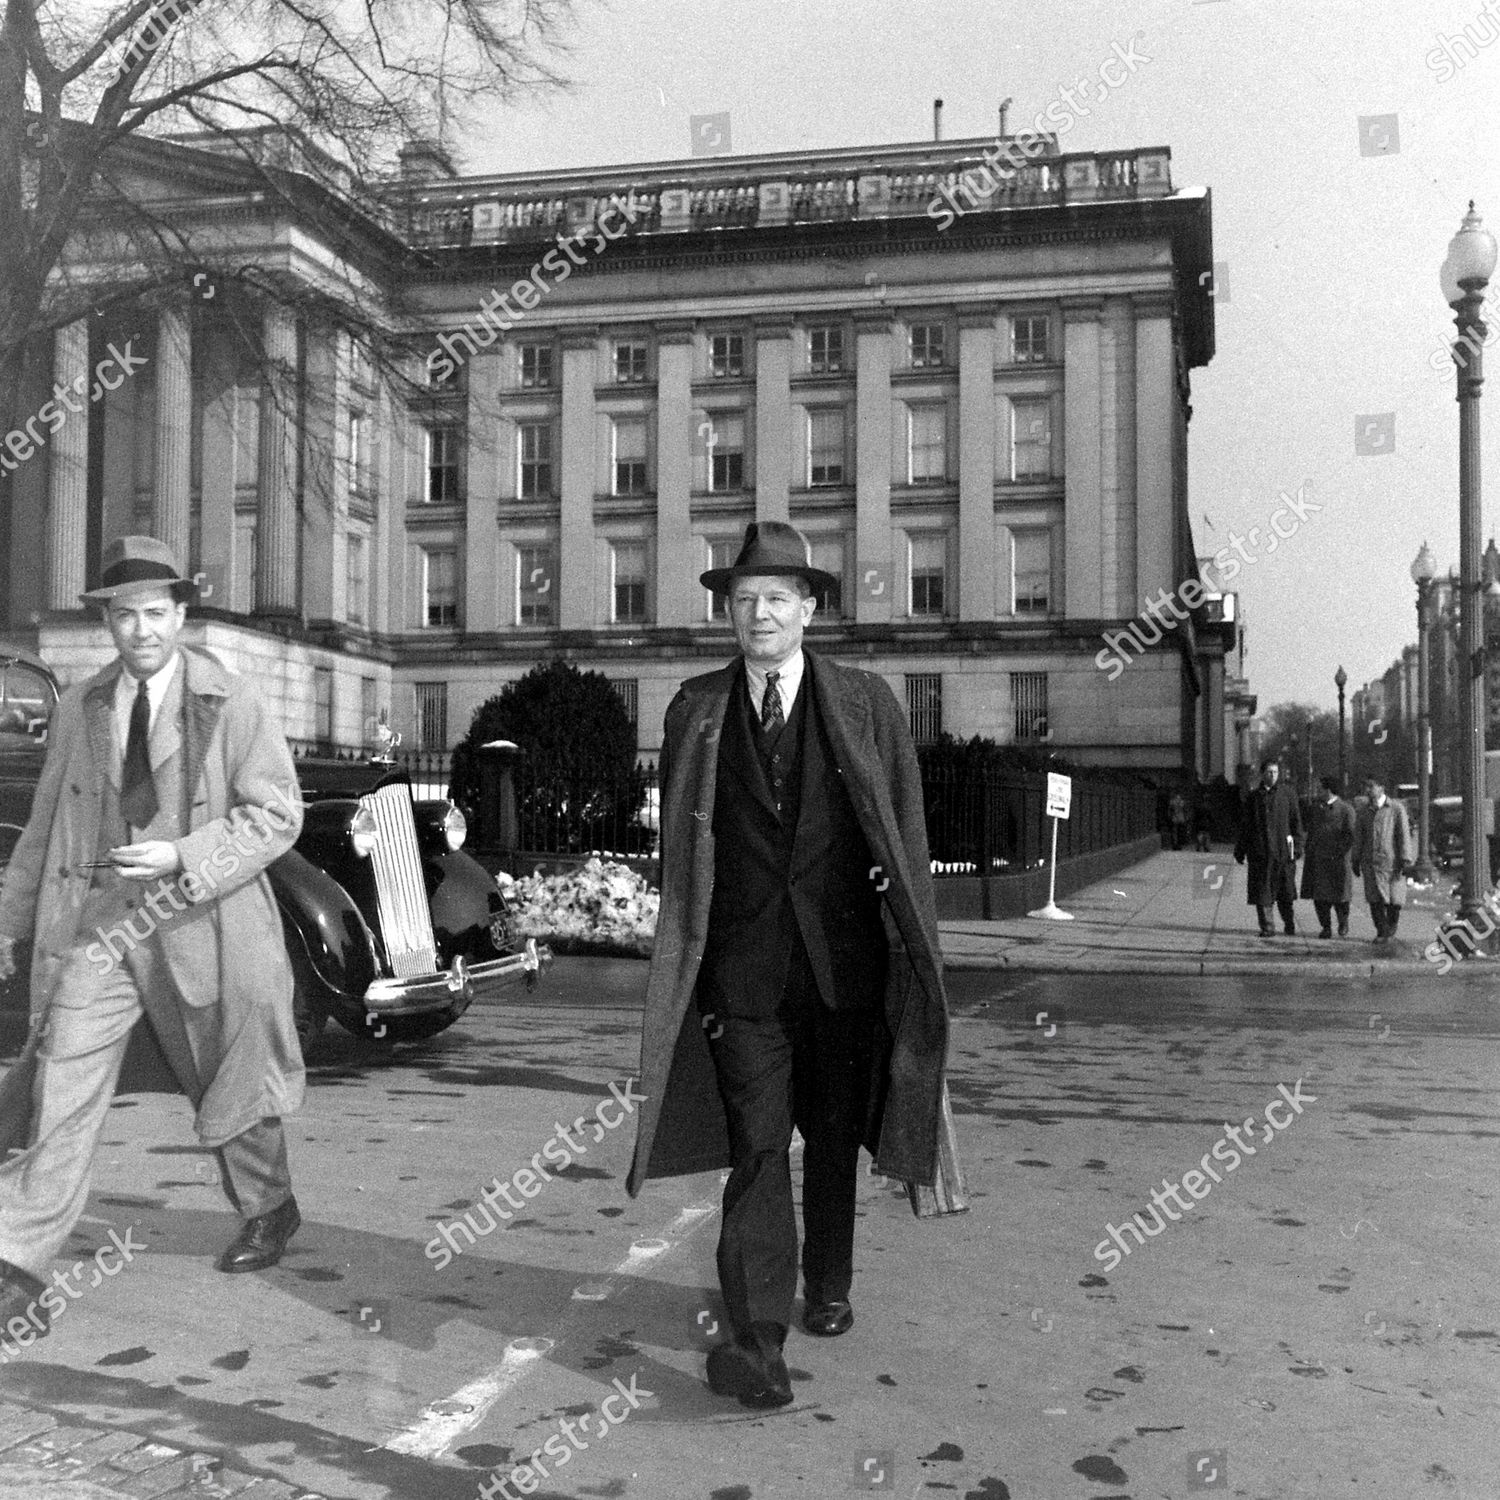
left=1369, top=902, right=1402, bottom=938
left=1256, top=898, right=1295, bottom=933
left=706, top=942, right=876, bottom=1350
left=1313, top=900, right=1350, bottom=935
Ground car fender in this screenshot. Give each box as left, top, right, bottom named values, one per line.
left=267, top=847, right=381, bottom=1004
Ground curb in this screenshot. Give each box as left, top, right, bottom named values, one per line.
left=941, top=949, right=1493, bottom=980
left=0, top=1399, right=342, bottom=1499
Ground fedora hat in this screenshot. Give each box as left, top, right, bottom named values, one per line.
left=80, top=535, right=197, bottom=605
left=699, top=521, right=838, bottom=596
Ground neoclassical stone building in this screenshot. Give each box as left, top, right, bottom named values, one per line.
left=1, top=126, right=1240, bottom=775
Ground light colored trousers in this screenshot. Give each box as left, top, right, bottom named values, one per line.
left=0, top=943, right=291, bottom=1278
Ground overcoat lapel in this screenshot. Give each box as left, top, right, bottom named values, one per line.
left=180, top=651, right=228, bottom=818
left=84, top=666, right=121, bottom=791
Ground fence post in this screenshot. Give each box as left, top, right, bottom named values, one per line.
left=980, top=773, right=994, bottom=920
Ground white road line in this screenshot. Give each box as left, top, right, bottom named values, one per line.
left=379, top=1187, right=727, bottom=1460
left=384, top=1337, right=553, bottom=1458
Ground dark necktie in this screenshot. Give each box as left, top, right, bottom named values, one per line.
left=761, top=671, right=785, bottom=737
left=120, top=680, right=158, bottom=829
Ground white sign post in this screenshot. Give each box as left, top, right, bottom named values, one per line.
left=1029, top=772, right=1075, bottom=921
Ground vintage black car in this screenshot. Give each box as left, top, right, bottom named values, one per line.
left=0, top=646, right=547, bottom=1050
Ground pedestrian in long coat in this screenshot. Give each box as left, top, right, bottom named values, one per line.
left=1352, top=777, right=1412, bottom=943
left=626, top=521, right=958, bottom=1412
left=1300, top=775, right=1356, bottom=938
left=0, top=537, right=306, bottom=1336
left=1234, top=759, right=1305, bottom=935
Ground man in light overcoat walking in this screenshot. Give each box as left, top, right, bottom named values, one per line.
left=1353, top=776, right=1413, bottom=944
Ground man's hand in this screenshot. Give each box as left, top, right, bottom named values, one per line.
left=107, top=842, right=183, bottom=881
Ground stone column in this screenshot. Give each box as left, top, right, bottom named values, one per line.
left=464, top=350, right=501, bottom=632
left=655, top=323, right=695, bottom=627
left=559, top=329, right=598, bottom=630
left=256, top=304, right=299, bottom=615
left=853, top=316, right=893, bottom=624
left=754, top=319, right=792, bottom=523
left=957, top=311, right=997, bottom=620
left=47, top=319, right=90, bottom=610
left=1134, top=293, right=1177, bottom=608
left=1062, top=298, right=1103, bottom=620
left=153, top=302, right=192, bottom=566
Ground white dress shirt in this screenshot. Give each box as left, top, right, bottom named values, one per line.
left=744, top=650, right=804, bottom=722
left=113, top=651, right=180, bottom=758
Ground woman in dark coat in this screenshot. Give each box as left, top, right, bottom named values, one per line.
left=1300, top=775, right=1356, bottom=938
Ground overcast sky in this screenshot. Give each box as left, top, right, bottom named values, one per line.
left=458, top=0, right=1500, bottom=718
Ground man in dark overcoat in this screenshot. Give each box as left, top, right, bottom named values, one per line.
left=1234, top=758, right=1305, bottom=935
left=1300, top=775, right=1357, bottom=938
left=0, top=537, right=306, bottom=1336
left=625, top=521, right=953, bottom=1410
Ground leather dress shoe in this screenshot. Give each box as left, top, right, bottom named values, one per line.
left=217, top=1196, right=301, bottom=1273
left=705, top=1342, right=793, bottom=1409
left=0, top=1258, right=49, bottom=1339
left=803, top=1298, right=854, bottom=1337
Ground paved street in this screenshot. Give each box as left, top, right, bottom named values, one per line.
left=0, top=948, right=1492, bottom=1500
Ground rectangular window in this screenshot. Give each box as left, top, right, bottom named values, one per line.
left=613, top=417, right=649, bottom=495
left=348, top=413, right=364, bottom=493
left=808, top=325, right=844, bottom=374
left=1012, top=671, right=1049, bottom=742
left=1011, top=398, right=1052, bottom=481
left=705, top=538, right=736, bottom=621
left=710, top=333, right=745, bottom=379
left=908, top=406, right=946, bottom=484
left=610, top=678, right=639, bottom=731
left=808, top=409, right=845, bottom=486
left=1012, top=315, right=1050, bottom=364
left=517, top=543, right=556, bottom=625
left=710, top=413, right=745, bottom=491
left=614, top=341, right=648, bottom=383
left=519, top=422, right=553, bottom=498
left=346, top=532, right=368, bottom=626
left=422, top=547, right=457, bottom=627
left=906, top=674, right=942, bottom=744
left=1012, top=530, right=1051, bottom=615
left=910, top=323, right=946, bottom=368
left=909, top=534, right=946, bottom=617
left=519, top=344, right=553, bottom=388
left=808, top=535, right=845, bottom=618
left=426, top=426, right=460, bottom=503
left=314, top=667, right=334, bottom=745
left=428, top=356, right=460, bottom=390
left=415, top=682, right=448, bottom=752
left=612, top=540, right=648, bottom=624
left=350, top=340, right=373, bottom=390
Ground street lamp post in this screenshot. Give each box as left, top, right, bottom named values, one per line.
left=1442, top=202, right=1498, bottom=929
left=1334, top=665, right=1348, bottom=794
left=1411, top=543, right=1437, bottom=884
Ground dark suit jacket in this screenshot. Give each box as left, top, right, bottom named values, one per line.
left=1234, top=780, right=1304, bottom=907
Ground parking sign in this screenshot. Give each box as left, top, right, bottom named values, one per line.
left=1046, top=772, right=1072, bottom=820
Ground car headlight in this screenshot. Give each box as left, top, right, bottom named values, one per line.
left=351, top=803, right=379, bottom=858
left=443, top=804, right=467, bottom=851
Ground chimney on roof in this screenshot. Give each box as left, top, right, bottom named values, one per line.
left=933, top=99, right=943, bottom=141
left=998, top=97, right=1012, bottom=136
left=398, top=137, right=458, bottom=181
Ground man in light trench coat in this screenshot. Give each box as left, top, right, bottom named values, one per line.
left=625, top=521, right=958, bottom=1410
left=1353, top=776, right=1413, bottom=945
left=0, top=536, right=306, bottom=1337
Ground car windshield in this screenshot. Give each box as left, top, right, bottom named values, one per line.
left=0, top=662, right=55, bottom=748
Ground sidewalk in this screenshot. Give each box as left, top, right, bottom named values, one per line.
left=938, top=845, right=1488, bottom=978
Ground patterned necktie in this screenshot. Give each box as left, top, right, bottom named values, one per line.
left=761, top=670, right=785, bottom=736
left=120, top=679, right=158, bottom=829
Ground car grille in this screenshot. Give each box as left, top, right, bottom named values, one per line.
left=361, top=784, right=439, bottom=977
